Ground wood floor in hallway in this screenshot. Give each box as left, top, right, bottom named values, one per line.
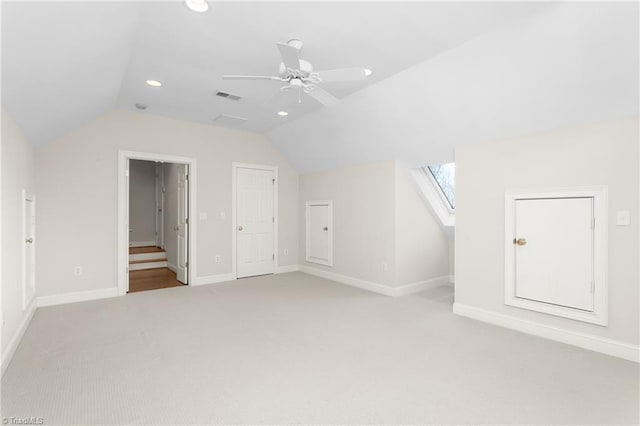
left=128, top=267, right=184, bottom=293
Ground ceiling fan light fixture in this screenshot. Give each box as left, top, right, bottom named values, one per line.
left=364, top=68, right=373, bottom=77
left=185, top=0, right=208, bottom=13
left=145, top=80, right=162, bottom=87
left=277, top=111, right=289, bottom=116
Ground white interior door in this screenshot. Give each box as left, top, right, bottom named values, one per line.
left=306, top=201, right=333, bottom=266
left=155, top=163, right=164, bottom=248
left=22, top=190, right=36, bottom=310
left=236, top=167, right=275, bottom=278
left=515, top=197, right=594, bottom=311
left=176, top=165, right=188, bottom=283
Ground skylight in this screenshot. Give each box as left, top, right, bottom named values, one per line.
left=425, top=163, right=455, bottom=209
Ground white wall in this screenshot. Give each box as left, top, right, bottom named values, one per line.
left=394, top=163, right=450, bottom=286
left=300, top=161, right=397, bottom=286
left=455, top=117, right=639, bottom=345
left=129, top=159, right=156, bottom=244
left=1, top=107, right=36, bottom=370
left=35, top=110, right=298, bottom=297
left=300, top=160, right=449, bottom=288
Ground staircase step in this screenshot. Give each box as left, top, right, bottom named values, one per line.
left=129, top=259, right=168, bottom=271
left=130, top=251, right=166, bottom=262
left=129, top=246, right=163, bottom=254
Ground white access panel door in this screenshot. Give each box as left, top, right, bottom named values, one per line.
left=176, top=165, right=188, bottom=284
left=236, top=167, right=275, bottom=278
left=306, top=201, right=333, bottom=266
left=22, top=191, right=36, bottom=310
left=515, top=197, right=594, bottom=311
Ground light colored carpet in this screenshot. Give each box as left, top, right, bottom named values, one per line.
left=2, top=272, right=638, bottom=424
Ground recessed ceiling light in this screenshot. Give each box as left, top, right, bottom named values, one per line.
left=146, top=80, right=162, bottom=87
left=277, top=111, right=288, bottom=116
left=185, top=0, right=208, bottom=13
left=364, top=69, right=373, bottom=77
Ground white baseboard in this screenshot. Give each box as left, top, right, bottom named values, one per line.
left=453, top=303, right=640, bottom=363
left=395, top=275, right=453, bottom=296
left=192, top=273, right=235, bottom=286
left=129, top=241, right=156, bottom=248
left=299, top=265, right=450, bottom=297
left=1, top=300, right=37, bottom=377
left=276, top=264, right=300, bottom=274
left=167, top=263, right=177, bottom=273
left=36, top=287, right=119, bottom=308
left=300, top=265, right=396, bottom=296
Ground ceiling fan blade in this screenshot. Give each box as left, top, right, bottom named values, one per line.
left=315, top=67, right=367, bottom=83
left=306, top=85, right=339, bottom=107
left=223, top=75, right=283, bottom=81
left=277, top=42, right=301, bottom=70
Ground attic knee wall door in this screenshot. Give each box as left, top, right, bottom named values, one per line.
left=306, top=201, right=333, bottom=266
left=505, top=188, right=608, bottom=325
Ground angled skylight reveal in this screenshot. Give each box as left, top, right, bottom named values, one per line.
left=425, top=163, right=455, bottom=209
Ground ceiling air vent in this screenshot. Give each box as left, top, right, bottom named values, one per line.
left=215, top=91, right=242, bottom=101
left=212, top=114, right=248, bottom=126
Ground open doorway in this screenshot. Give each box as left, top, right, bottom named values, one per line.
left=118, top=151, right=197, bottom=295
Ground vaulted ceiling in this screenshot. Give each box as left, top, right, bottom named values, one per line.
left=2, top=2, right=638, bottom=174
left=3, top=1, right=547, bottom=146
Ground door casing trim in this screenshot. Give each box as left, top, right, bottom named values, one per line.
left=118, top=150, right=197, bottom=295
left=504, top=186, right=608, bottom=326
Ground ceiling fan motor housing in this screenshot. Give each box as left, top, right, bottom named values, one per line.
left=279, top=59, right=313, bottom=78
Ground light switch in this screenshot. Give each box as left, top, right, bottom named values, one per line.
left=199, top=212, right=208, bottom=220
left=616, top=210, right=631, bottom=226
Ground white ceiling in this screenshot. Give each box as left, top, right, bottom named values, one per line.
left=2, top=1, right=549, bottom=146
left=268, top=1, right=639, bottom=172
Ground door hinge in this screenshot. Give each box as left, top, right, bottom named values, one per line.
left=186, top=261, right=189, bottom=267
left=186, top=174, right=189, bottom=180
left=272, top=217, right=275, bottom=223
left=272, top=254, right=275, bottom=260
left=272, top=178, right=275, bottom=184
left=185, top=218, right=189, bottom=225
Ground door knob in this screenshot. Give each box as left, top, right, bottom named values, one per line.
left=238, top=226, right=243, bottom=231
left=514, top=238, right=527, bottom=246
left=323, top=227, right=328, bottom=231
left=25, top=238, right=33, bottom=244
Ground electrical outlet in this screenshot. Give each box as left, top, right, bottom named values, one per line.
left=215, top=255, right=221, bottom=263
left=382, top=262, right=388, bottom=272
left=73, top=266, right=82, bottom=276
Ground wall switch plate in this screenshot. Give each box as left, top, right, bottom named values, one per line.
left=73, top=266, right=82, bottom=276
left=215, top=255, right=221, bottom=263
left=616, top=210, right=631, bottom=226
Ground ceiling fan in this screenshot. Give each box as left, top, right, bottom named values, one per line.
left=222, top=39, right=370, bottom=108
